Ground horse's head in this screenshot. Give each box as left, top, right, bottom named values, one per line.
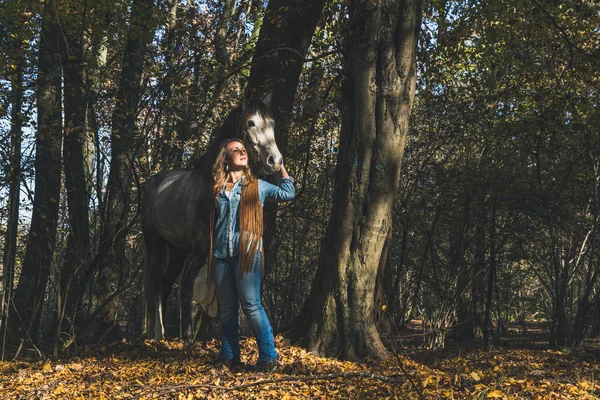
left=239, top=93, right=282, bottom=175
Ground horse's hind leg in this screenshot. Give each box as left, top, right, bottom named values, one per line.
left=146, top=232, right=167, bottom=340
left=162, top=246, right=188, bottom=307
left=182, top=246, right=209, bottom=348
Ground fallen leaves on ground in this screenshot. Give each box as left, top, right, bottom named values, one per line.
left=0, top=336, right=598, bottom=399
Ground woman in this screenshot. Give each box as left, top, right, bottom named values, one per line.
left=209, top=139, right=295, bottom=372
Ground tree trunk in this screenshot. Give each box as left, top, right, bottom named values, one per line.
left=1, top=0, right=28, bottom=357
left=571, top=206, right=598, bottom=347
left=7, top=0, right=63, bottom=349
left=472, top=224, right=486, bottom=338
left=244, top=0, right=326, bottom=273
left=454, top=189, right=473, bottom=343
left=87, top=25, right=109, bottom=214
left=554, top=247, right=569, bottom=348
left=289, top=0, right=422, bottom=361
left=55, top=1, right=91, bottom=354
left=167, top=3, right=205, bottom=167
left=159, top=0, right=180, bottom=168
left=91, top=0, right=156, bottom=341
left=212, top=0, right=236, bottom=101
left=483, top=204, right=496, bottom=346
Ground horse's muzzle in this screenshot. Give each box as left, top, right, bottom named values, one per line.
left=263, top=155, right=282, bottom=174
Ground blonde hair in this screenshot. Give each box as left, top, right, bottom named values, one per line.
left=212, top=139, right=256, bottom=198
left=209, top=139, right=264, bottom=279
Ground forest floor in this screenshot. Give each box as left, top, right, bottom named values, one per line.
left=0, top=322, right=598, bottom=399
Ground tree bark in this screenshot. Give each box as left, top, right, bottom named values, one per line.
left=1, top=0, right=28, bottom=356
left=92, top=0, right=156, bottom=340
left=166, top=2, right=206, bottom=168
left=289, top=0, right=422, bottom=361
left=87, top=18, right=110, bottom=214
left=55, top=0, right=91, bottom=354
left=483, top=204, right=496, bottom=346
left=571, top=215, right=598, bottom=347
left=159, top=0, right=180, bottom=168
left=455, top=186, right=473, bottom=343
left=471, top=224, right=486, bottom=338
left=7, top=0, right=63, bottom=348
left=244, top=0, right=326, bottom=273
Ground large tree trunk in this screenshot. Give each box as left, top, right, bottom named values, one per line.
left=244, top=0, right=326, bottom=272
left=7, top=0, right=63, bottom=349
left=1, top=0, right=29, bottom=357
left=91, top=0, right=156, bottom=341
left=55, top=0, right=91, bottom=354
left=289, top=0, right=422, bottom=361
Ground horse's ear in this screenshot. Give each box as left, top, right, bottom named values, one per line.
left=242, top=89, right=252, bottom=113
left=262, top=91, right=273, bottom=108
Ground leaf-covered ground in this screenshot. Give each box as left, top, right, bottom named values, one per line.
left=0, top=332, right=598, bottom=399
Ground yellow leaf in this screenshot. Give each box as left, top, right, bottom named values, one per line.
left=578, top=381, right=590, bottom=390
left=568, top=385, right=580, bottom=394
left=471, top=371, right=481, bottom=381
left=42, top=362, right=53, bottom=373
left=493, top=365, right=500, bottom=372
left=487, top=390, right=503, bottom=398
left=382, top=304, right=387, bottom=311
left=422, top=376, right=431, bottom=388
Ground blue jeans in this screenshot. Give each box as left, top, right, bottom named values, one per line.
left=211, top=255, right=277, bottom=362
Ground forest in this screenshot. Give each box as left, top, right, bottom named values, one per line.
left=0, top=0, right=599, bottom=398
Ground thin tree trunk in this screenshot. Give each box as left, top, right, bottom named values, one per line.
left=167, top=2, right=204, bottom=167
left=483, top=204, right=496, bottom=346
left=88, top=31, right=109, bottom=215
left=472, top=223, right=486, bottom=338
left=8, top=0, right=63, bottom=349
left=289, top=0, right=422, bottom=361
left=571, top=216, right=598, bottom=346
left=238, top=0, right=264, bottom=89
left=1, top=0, right=28, bottom=357
left=159, top=0, right=180, bottom=168
left=455, top=184, right=473, bottom=343
left=92, top=0, right=156, bottom=341
left=556, top=249, right=569, bottom=347
left=212, top=0, right=235, bottom=101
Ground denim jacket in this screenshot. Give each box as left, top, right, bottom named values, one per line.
left=212, top=177, right=295, bottom=258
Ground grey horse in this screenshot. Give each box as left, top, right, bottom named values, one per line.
left=141, top=94, right=282, bottom=343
